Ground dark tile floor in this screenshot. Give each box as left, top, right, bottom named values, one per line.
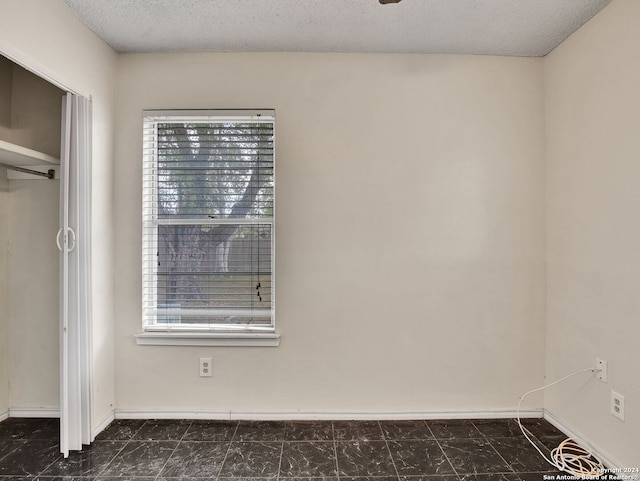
left=0, top=417, right=570, bottom=481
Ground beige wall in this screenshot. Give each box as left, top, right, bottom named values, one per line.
left=0, top=57, right=11, bottom=141
left=1, top=61, right=63, bottom=410
left=8, top=64, right=63, bottom=158
left=0, top=167, right=8, bottom=414
left=7, top=179, right=60, bottom=409
left=2, top=0, right=635, bottom=467
left=545, top=0, right=640, bottom=467
left=0, top=54, right=63, bottom=412
left=114, top=52, right=546, bottom=415
left=0, top=57, right=62, bottom=155
left=0, top=0, right=118, bottom=430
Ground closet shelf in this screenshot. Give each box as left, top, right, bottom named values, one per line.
left=0, top=139, right=59, bottom=167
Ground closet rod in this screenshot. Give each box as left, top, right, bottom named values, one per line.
left=0, top=162, right=55, bottom=179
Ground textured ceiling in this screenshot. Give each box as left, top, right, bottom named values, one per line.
left=63, top=0, right=612, bottom=56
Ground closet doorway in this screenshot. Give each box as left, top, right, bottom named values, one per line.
left=0, top=53, right=92, bottom=458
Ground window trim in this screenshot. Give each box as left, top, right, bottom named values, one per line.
left=140, top=109, right=277, bottom=344
left=134, top=331, right=280, bottom=347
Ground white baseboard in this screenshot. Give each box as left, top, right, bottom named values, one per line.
left=1, top=405, right=621, bottom=470
left=93, top=409, right=115, bottom=438
left=8, top=407, right=60, bottom=418
left=3, top=405, right=619, bottom=470
left=543, top=409, right=621, bottom=470
left=114, top=408, right=543, bottom=421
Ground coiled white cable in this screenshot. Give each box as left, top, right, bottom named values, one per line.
left=516, top=367, right=606, bottom=479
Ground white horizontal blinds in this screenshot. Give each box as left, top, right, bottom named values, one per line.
left=142, top=110, right=275, bottom=331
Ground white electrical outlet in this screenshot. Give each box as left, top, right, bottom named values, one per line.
left=596, top=358, right=607, bottom=382
left=610, top=391, right=625, bottom=421
left=199, top=357, right=212, bottom=377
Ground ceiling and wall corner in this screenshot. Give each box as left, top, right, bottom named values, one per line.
left=63, top=0, right=611, bottom=56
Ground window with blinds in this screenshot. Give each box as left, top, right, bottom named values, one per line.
left=142, top=110, right=275, bottom=332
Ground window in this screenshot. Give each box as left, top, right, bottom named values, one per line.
left=140, top=110, right=276, bottom=345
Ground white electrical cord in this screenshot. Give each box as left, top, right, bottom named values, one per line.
left=516, top=367, right=606, bottom=479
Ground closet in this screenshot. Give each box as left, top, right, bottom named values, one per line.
left=0, top=53, right=92, bottom=457
left=1, top=53, right=63, bottom=418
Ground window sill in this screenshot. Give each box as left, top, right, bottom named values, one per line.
left=135, top=331, right=280, bottom=347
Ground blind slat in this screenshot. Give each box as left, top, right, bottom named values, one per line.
left=142, top=112, right=275, bottom=331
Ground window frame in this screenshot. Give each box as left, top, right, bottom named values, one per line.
left=137, top=109, right=279, bottom=346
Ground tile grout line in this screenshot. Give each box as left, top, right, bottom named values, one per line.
left=473, top=419, right=529, bottom=477
left=91, top=439, right=132, bottom=480
left=272, top=421, right=290, bottom=481
left=92, top=436, right=138, bottom=479
left=1, top=417, right=567, bottom=480
left=332, top=421, right=340, bottom=481
left=0, top=438, right=27, bottom=471
left=34, top=441, right=64, bottom=477
left=275, top=436, right=285, bottom=481
left=215, top=420, right=240, bottom=479
left=427, top=420, right=463, bottom=481
left=23, top=419, right=62, bottom=476
left=94, top=418, right=150, bottom=478
left=485, top=439, right=523, bottom=477
left=51, top=418, right=149, bottom=479
left=151, top=419, right=193, bottom=481
left=379, top=420, right=402, bottom=481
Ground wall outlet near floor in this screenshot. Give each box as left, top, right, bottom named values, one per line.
left=199, top=357, right=212, bottom=377
left=596, top=358, right=607, bottom=382
left=610, top=391, right=625, bottom=421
